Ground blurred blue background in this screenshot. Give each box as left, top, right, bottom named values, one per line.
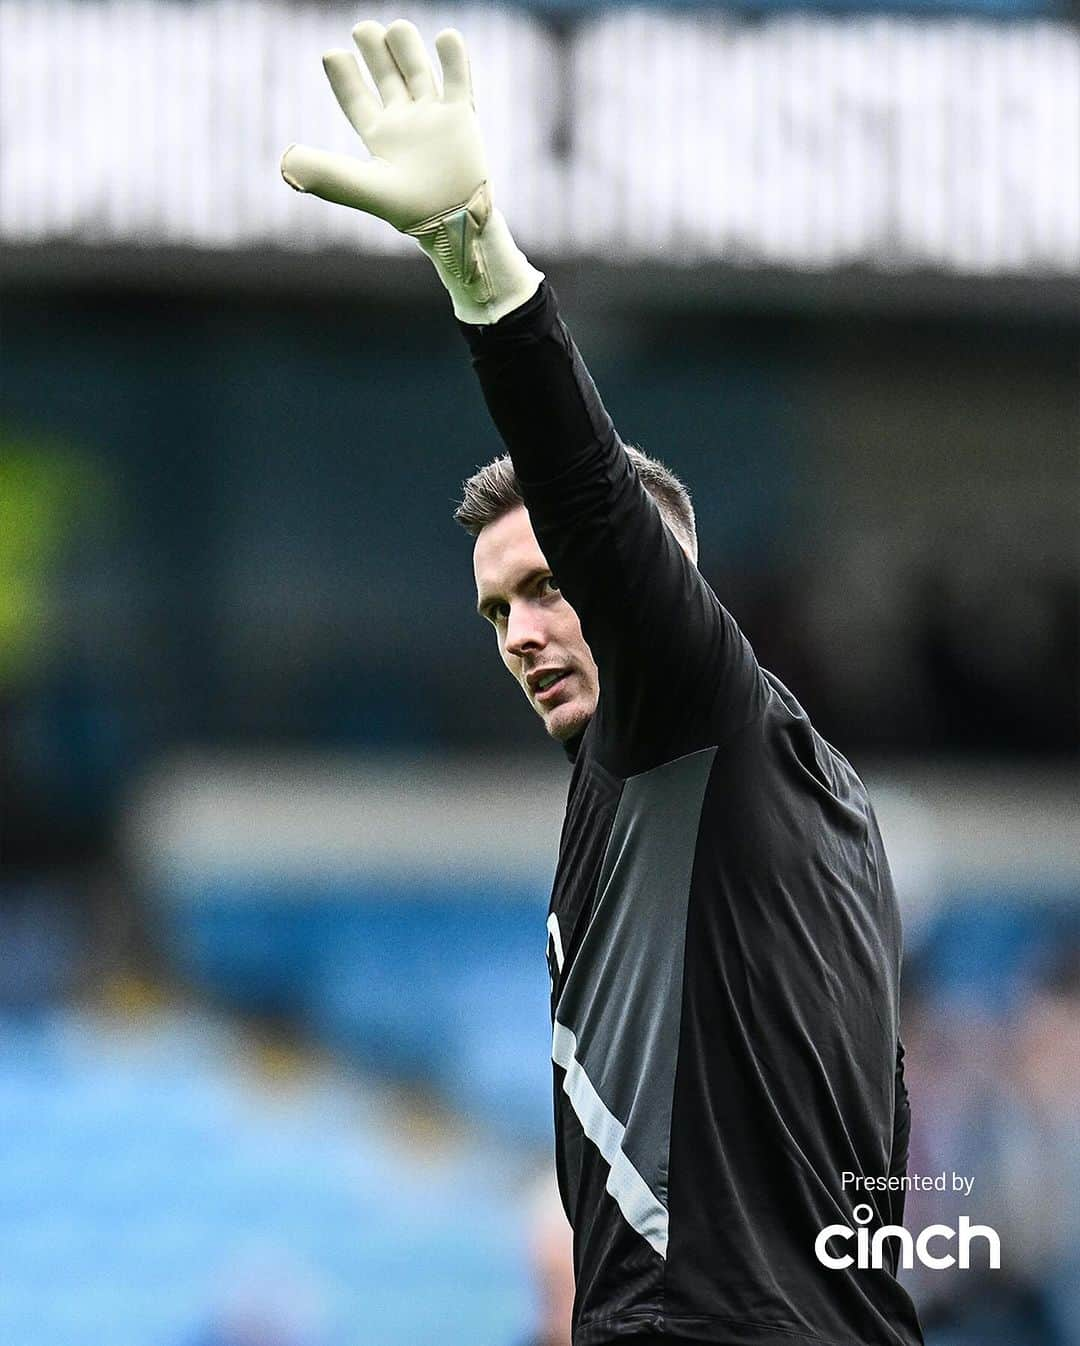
left=1, top=0, right=1078, bottom=1343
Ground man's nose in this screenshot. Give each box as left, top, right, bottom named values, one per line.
left=504, top=601, right=547, bottom=658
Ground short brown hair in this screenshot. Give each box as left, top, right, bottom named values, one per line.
left=454, top=446, right=697, bottom=559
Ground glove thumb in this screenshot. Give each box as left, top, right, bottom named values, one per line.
left=280, top=144, right=395, bottom=220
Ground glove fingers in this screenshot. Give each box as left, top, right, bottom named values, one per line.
left=385, top=19, right=437, bottom=101
left=352, top=20, right=408, bottom=106
left=435, top=29, right=473, bottom=105
left=322, top=49, right=380, bottom=138
left=280, top=143, right=393, bottom=218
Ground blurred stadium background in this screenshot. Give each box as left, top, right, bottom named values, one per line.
left=1, top=0, right=1078, bottom=1343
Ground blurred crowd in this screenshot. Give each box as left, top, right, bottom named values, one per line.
left=900, top=941, right=1080, bottom=1346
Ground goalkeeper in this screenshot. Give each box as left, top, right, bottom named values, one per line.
left=282, top=22, right=925, bottom=1346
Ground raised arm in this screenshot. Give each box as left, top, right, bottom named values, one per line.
left=462, top=282, right=764, bottom=771
left=283, top=21, right=765, bottom=771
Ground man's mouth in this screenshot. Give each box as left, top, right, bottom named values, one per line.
left=531, top=669, right=572, bottom=703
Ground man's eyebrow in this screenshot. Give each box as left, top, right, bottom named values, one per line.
left=475, top=567, right=551, bottom=619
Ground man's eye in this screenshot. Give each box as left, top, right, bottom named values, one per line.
left=539, top=576, right=560, bottom=597
left=490, top=603, right=510, bottom=623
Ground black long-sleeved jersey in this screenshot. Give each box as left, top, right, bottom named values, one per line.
left=462, top=283, right=925, bottom=1346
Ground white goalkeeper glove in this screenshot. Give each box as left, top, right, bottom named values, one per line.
left=281, top=20, right=543, bottom=326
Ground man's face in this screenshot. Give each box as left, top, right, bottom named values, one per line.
left=473, top=506, right=599, bottom=742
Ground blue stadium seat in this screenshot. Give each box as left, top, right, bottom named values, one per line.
left=0, top=1008, right=531, bottom=1346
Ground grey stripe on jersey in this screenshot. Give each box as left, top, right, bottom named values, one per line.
left=552, top=746, right=717, bottom=1259
left=552, top=1020, right=669, bottom=1256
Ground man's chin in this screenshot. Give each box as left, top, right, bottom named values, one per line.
left=542, top=697, right=594, bottom=743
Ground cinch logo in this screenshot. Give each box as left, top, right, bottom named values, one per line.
left=815, top=1203, right=1001, bottom=1271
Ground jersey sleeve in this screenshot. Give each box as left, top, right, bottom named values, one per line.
left=887, top=1038, right=913, bottom=1230
left=461, top=282, right=765, bottom=774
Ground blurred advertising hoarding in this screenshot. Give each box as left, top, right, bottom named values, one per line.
left=0, top=2, right=1077, bottom=275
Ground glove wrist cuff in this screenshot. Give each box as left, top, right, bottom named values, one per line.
left=408, top=186, right=543, bottom=325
